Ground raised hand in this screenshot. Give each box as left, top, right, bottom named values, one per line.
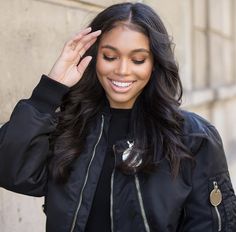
left=48, top=27, right=101, bottom=87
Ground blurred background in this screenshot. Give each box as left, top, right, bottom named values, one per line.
left=0, top=0, right=235, bottom=231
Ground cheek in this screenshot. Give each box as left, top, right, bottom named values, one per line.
left=135, top=64, right=153, bottom=81
left=96, top=58, right=113, bottom=77
left=95, top=56, right=103, bottom=76
left=96, top=58, right=112, bottom=88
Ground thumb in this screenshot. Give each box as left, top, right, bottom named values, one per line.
left=77, top=56, right=93, bottom=77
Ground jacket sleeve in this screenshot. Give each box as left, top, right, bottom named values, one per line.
left=0, top=75, right=69, bottom=197
left=181, top=114, right=236, bottom=232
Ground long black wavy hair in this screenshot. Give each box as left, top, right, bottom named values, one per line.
left=49, top=2, right=191, bottom=183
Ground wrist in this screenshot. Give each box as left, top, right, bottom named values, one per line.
left=28, top=75, right=70, bottom=114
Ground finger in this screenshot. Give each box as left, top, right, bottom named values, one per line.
left=66, top=29, right=101, bottom=53
left=74, top=37, right=97, bottom=64
left=74, top=27, right=92, bottom=38
left=68, top=27, right=92, bottom=43
left=77, top=56, right=93, bottom=77
left=74, top=30, right=101, bottom=52
left=66, top=27, right=92, bottom=48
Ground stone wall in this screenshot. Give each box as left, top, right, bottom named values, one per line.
left=145, top=0, right=236, bottom=171
left=0, top=0, right=235, bottom=231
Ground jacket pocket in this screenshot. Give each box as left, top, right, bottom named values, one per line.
left=209, top=172, right=236, bottom=232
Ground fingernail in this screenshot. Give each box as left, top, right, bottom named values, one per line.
left=96, top=30, right=102, bottom=34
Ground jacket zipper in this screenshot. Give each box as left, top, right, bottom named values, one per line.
left=134, top=174, right=150, bottom=232
left=214, top=206, right=222, bottom=232
left=110, top=145, right=116, bottom=232
left=212, top=181, right=222, bottom=231
left=70, top=115, right=104, bottom=232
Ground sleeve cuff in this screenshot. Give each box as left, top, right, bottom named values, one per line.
left=28, top=75, right=70, bottom=114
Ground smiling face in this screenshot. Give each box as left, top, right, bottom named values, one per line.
left=96, top=24, right=154, bottom=109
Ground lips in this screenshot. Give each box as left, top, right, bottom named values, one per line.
left=108, top=78, right=136, bottom=93
left=111, top=80, right=133, bottom=88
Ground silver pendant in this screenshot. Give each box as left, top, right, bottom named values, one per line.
left=122, top=141, right=134, bottom=161
left=122, top=141, right=142, bottom=168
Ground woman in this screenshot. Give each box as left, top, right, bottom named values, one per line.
left=0, top=2, right=235, bottom=232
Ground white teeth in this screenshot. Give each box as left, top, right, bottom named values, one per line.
left=111, top=80, right=133, bottom=88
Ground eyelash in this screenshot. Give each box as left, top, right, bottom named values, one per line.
left=103, top=54, right=145, bottom=65
left=133, top=60, right=145, bottom=65
left=103, top=55, right=116, bottom=61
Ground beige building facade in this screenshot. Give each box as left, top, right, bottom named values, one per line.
left=0, top=0, right=235, bottom=231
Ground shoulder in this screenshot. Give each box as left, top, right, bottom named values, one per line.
left=180, top=110, right=223, bottom=155
left=180, top=110, right=228, bottom=174
left=181, top=110, right=216, bottom=135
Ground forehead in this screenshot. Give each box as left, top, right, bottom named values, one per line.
left=98, top=25, right=150, bottom=51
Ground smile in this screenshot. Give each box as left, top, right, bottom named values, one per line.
left=111, top=80, right=134, bottom=88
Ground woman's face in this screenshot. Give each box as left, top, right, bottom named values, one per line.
left=96, top=25, right=154, bottom=109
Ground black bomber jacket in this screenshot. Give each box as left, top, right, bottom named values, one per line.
left=0, top=76, right=236, bottom=232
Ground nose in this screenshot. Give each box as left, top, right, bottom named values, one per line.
left=114, top=58, right=130, bottom=76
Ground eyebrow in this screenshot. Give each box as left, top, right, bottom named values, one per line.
left=100, top=45, right=150, bottom=54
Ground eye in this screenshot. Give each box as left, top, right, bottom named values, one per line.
left=132, top=59, right=145, bottom=65
left=103, top=54, right=117, bottom=61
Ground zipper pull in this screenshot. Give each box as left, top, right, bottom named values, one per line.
left=210, top=181, right=222, bottom=231
left=210, top=181, right=222, bottom=207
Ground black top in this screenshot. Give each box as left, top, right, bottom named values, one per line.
left=85, top=108, right=131, bottom=232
